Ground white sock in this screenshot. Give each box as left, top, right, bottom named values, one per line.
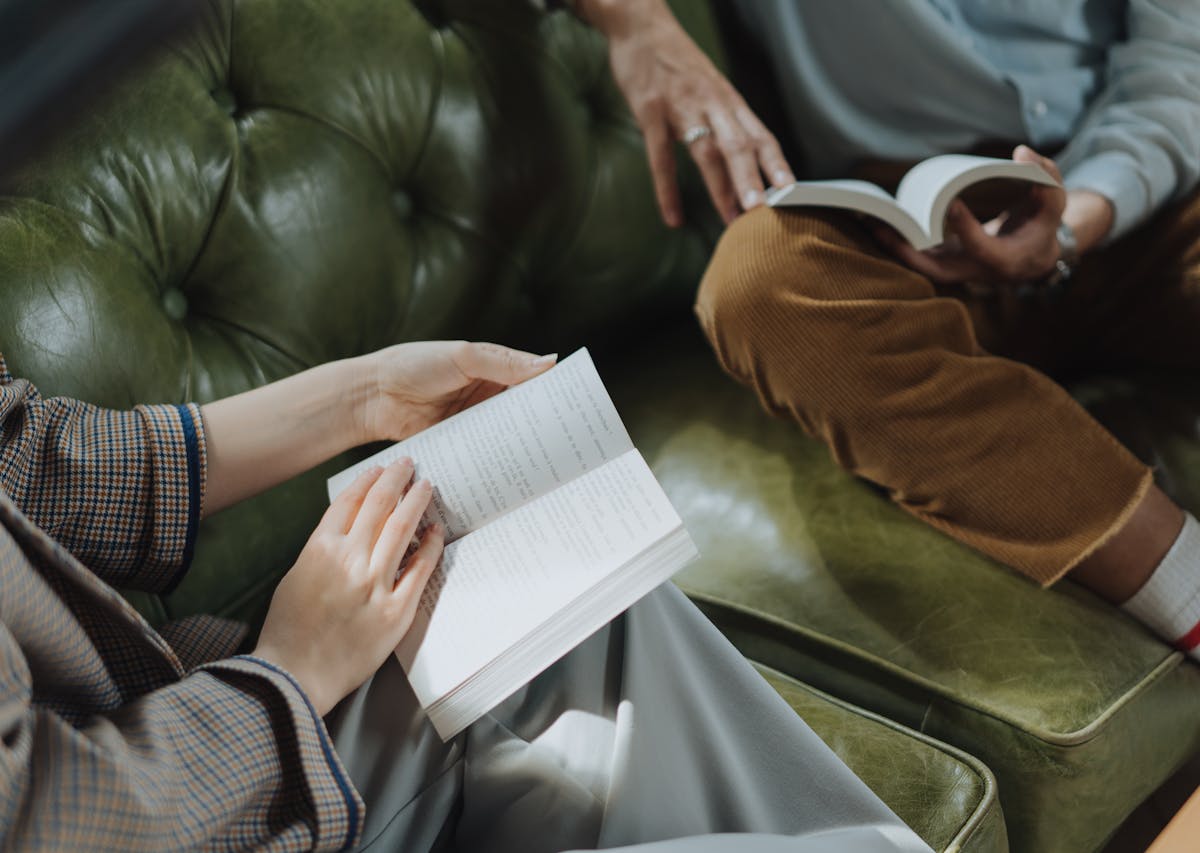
left=1122, top=513, right=1200, bottom=661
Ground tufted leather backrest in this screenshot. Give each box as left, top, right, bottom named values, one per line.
left=0, top=0, right=723, bottom=624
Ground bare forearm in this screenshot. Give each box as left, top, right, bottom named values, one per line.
left=1064, top=189, right=1115, bottom=255
left=574, top=0, right=671, bottom=36
left=199, top=358, right=373, bottom=517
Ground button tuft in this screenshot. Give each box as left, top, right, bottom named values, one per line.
left=392, top=189, right=415, bottom=221
left=211, top=87, right=238, bottom=117
left=162, top=289, right=188, bottom=321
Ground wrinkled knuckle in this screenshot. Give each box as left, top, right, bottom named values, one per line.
left=305, top=529, right=331, bottom=554
left=720, top=134, right=751, bottom=157
left=697, top=143, right=723, bottom=166
left=476, top=341, right=506, bottom=360
left=447, top=340, right=472, bottom=368
left=316, top=531, right=341, bottom=553
left=634, top=94, right=665, bottom=119
left=378, top=597, right=400, bottom=622
left=368, top=488, right=394, bottom=509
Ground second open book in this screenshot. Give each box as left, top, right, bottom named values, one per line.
left=327, top=350, right=698, bottom=740
left=766, top=155, right=1058, bottom=249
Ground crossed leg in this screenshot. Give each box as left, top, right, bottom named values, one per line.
left=695, top=194, right=1200, bottom=596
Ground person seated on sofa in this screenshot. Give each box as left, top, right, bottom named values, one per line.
left=583, top=0, right=1200, bottom=655
left=0, top=341, right=932, bottom=852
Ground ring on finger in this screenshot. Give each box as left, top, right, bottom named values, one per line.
left=681, top=125, right=713, bottom=146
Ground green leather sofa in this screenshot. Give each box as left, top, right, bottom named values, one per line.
left=0, top=1, right=1194, bottom=851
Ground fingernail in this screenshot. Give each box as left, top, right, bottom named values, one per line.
left=742, top=189, right=761, bottom=209
left=394, top=457, right=413, bottom=469
left=773, top=170, right=791, bottom=186
left=530, top=353, right=557, bottom=367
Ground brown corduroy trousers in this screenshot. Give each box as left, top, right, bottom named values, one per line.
left=695, top=192, right=1200, bottom=585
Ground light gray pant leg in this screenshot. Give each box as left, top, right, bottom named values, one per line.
left=325, top=654, right=464, bottom=852
left=457, top=583, right=932, bottom=853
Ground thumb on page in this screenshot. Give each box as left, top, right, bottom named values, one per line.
left=455, top=341, right=557, bottom=387
left=1013, top=145, right=1062, bottom=184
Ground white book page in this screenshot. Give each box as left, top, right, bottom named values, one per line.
left=326, top=349, right=632, bottom=541
left=895, top=155, right=1056, bottom=247
left=766, top=179, right=929, bottom=249
left=396, top=449, right=682, bottom=707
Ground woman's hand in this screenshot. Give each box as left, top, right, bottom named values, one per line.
left=253, top=460, right=444, bottom=716
left=579, top=0, right=794, bottom=227
left=200, top=340, right=552, bottom=517
left=874, top=146, right=1067, bottom=285
left=356, top=341, right=557, bottom=444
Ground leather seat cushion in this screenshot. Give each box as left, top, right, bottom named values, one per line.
left=760, top=664, right=1008, bottom=853
left=604, top=327, right=1200, bottom=853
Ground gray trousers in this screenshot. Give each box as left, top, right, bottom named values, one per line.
left=326, top=584, right=933, bottom=853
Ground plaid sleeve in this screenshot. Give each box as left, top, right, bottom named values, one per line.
left=0, top=353, right=206, bottom=593
left=0, top=626, right=363, bottom=851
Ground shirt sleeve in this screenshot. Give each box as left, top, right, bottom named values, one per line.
left=1057, top=0, right=1200, bottom=240
left=0, top=625, right=362, bottom=851
left=0, top=354, right=205, bottom=593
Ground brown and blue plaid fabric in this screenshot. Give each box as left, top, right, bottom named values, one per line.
left=0, top=354, right=364, bottom=850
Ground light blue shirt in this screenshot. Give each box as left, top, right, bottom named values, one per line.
left=736, top=0, right=1200, bottom=238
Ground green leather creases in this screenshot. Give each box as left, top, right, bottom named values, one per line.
left=0, top=0, right=713, bottom=623
left=758, top=665, right=1008, bottom=853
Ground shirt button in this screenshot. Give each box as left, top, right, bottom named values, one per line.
left=1033, top=100, right=1048, bottom=117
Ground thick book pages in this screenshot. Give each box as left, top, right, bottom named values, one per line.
left=765, top=154, right=1057, bottom=249
left=327, top=349, right=698, bottom=740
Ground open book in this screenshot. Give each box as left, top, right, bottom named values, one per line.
left=326, top=349, right=698, bottom=740
left=765, top=155, right=1058, bottom=249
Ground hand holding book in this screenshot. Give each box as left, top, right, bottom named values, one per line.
left=357, top=341, right=559, bottom=447
left=254, top=460, right=445, bottom=717
left=872, top=147, right=1068, bottom=285
left=327, top=349, right=699, bottom=739
left=767, top=146, right=1078, bottom=286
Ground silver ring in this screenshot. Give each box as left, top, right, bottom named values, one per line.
left=681, top=125, right=713, bottom=146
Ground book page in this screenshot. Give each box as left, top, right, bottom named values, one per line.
left=766, top=179, right=929, bottom=249
left=895, top=155, right=1056, bottom=246
left=326, top=349, right=633, bottom=541
left=397, top=449, right=681, bottom=705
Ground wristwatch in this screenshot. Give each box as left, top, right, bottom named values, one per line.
left=1042, top=220, right=1080, bottom=290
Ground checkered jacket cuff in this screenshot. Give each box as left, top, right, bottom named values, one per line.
left=0, top=355, right=207, bottom=593
left=137, top=402, right=206, bottom=591
left=208, top=656, right=365, bottom=851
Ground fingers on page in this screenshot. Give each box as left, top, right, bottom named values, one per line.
left=394, top=523, right=445, bottom=596
left=708, top=106, right=764, bottom=211
left=326, top=465, right=384, bottom=533
left=949, top=204, right=1004, bottom=263
left=351, top=460, right=415, bottom=548
left=374, top=478, right=432, bottom=573
left=735, top=105, right=794, bottom=188
left=1014, top=144, right=1064, bottom=184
